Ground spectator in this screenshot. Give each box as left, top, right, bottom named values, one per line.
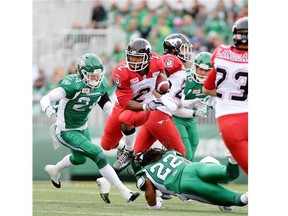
left=90, top=0, right=108, bottom=29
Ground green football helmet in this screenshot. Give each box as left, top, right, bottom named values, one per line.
left=131, top=152, right=144, bottom=174
left=77, top=53, right=105, bottom=88
left=192, top=51, right=212, bottom=84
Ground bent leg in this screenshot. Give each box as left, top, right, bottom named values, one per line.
left=101, top=107, right=123, bottom=150
left=180, top=164, right=245, bottom=206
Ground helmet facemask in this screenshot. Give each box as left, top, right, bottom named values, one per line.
left=131, top=152, right=144, bottom=174
left=77, top=53, right=105, bottom=88
left=125, top=51, right=149, bottom=72
left=81, top=68, right=105, bottom=88
left=191, top=65, right=210, bottom=84
left=233, top=30, right=248, bottom=47
left=232, top=17, right=248, bottom=48
left=163, top=33, right=194, bottom=63
left=177, top=43, right=194, bottom=63
left=191, top=52, right=212, bottom=84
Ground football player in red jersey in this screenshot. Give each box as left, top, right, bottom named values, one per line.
left=100, top=38, right=168, bottom=173
left=134, top=34, right=206, bottom=158
left=203, top=17, right=248, bottom=174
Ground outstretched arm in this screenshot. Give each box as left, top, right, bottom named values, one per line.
left=144, top=178, right=163, bottom=209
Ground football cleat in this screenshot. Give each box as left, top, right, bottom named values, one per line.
left=96, top=177, right=111, bottom=204
left=113, top=148, right=133, bottom=173
left=161, top=193, right=173, bottom=200
left=225, top=149, right=237, bottom=164
left=127, top=191, right=141, bottom=203
left=116, top=146, right=125, bottom=160
left=44, top=165, right=61, bottom=188
left=218, top=206, right=233, bottom=212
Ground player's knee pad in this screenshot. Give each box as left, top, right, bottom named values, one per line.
left=94, top=152, right=108, bottom=169
left=70, top=155, right=87, bottom=165
left=119, top=110, right=149, bottom=126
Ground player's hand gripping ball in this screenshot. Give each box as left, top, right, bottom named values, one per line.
left=156, top=73, right=169, bottom=94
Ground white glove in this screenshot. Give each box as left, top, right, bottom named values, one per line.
left=182, top=98, right=206, bottom=110
left=193, top=106, right=208, bottom=118
left=44, top=106, right=56, bottom=117
left=147, top=197, right=163, bottom=210
left=160, top=95, right=178, bottom=112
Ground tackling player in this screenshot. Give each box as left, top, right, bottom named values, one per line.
left=132, top=148, right=248, bottom=210
left=203, top=17, right=248, bottom=174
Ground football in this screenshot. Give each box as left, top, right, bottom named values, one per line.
left=156, top=73, right=169, bottom=94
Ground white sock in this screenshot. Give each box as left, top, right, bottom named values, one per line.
left=55, top=154, right=73, bottom=171
left=123, top=131, right=136, bottom=151
left=117, top=137, right=125, bottom=150
left=99, top=164, right=131, bottom=200
left=240, top=192, right=248, bottom=204
left=99, top=164, right=122, bottom=187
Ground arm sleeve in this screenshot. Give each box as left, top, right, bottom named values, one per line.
left=98, top=92, right=113, bottom=115
left=173, top=107, right=195, bottom=118
left=40, top=87, right=66, bottom=112
left=116, top=87, right=134, bottom=108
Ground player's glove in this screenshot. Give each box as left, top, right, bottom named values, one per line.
left=160, top=95, right=178, bottom=112
left=143, top=100, right=164, bottom=111
left=193, top=106, right=208, bottom=118
left=182, top=98, right=206, bottom=110
left=147, top=197, right=163, bottom=210
left=44, top=106, right=56, bottom=117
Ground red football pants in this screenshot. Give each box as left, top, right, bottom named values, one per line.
left=217, top=112, right=248, bottom=174
left=134, top=110, right=186, bottom=156
left=101, top=105, right=150, bottom=150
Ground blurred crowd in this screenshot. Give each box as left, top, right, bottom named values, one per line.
left=33, top=0, right=248, bottom=108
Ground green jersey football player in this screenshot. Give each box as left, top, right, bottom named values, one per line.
left=173, top=52, right=214, bottom=161
left=40, top=53, right=140, bottom=203
left=132, top=148, right=248, bottom=210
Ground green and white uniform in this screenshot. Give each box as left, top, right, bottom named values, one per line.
left=135, top=150, right=246, bottom=207
left=44, top=74, right=111, bottom=168
left=40, top=53, right=141, bottom=203
left=173, top=69, right=209, bottom=161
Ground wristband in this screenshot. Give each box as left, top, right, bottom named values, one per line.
left=142, top=104, right=147, bottom=111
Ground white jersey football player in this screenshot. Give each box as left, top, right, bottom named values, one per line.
left=203, top=17, right=248, bottom=174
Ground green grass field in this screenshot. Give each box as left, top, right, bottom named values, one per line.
left=33, top=181, right=248, bottom=216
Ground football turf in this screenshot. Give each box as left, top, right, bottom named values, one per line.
left=33, top=181, right=248, bottom=216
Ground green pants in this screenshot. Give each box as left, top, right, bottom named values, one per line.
left=56, top=128, right=108, bottom=169
left=173, top=117, right=199, bottom=161
left=179, top=162, right=245, bottom=206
